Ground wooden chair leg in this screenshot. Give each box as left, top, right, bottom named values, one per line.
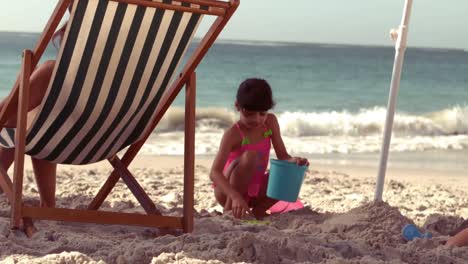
left=88, top=142, right=146, bottom=210
left=87, top=170, right=120, bottom=210
left=183, top=72, right=196, bottom=233
left=108, top=156, right=160, bottom=215
left=11, top=50, right=32, bottom=228
left=0, top=165, right=37, bottom=236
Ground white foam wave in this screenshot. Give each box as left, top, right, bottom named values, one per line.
left=279, top=135, right=468, bottom=155
left=280, top=106, right=468, bottom=137
left=144, top=105, right=468, bottom=155
left=155, top=107, right=235, bottom=133
left=158, top=105, right=468, bottom=137
left=141, top=133, right=468, bottom=156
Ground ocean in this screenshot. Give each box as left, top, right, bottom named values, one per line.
left=1, top=32, right=467, bottom=171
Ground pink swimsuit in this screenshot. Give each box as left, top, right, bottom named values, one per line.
left=223, top=123, right=272, bottom=199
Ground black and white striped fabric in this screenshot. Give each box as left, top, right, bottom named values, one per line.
left=0, top=0, right=205, bottom=164
left=0, top=128, right=15, bottom=149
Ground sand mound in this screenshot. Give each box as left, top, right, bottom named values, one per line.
left=0, top=166, right=467, bottom=263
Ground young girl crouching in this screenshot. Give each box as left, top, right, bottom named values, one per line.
left=210, top=78, right=308, bottom=219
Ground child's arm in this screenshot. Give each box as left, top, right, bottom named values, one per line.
left=447, top=227, right=468, bottom=247
left=210, top=129, right=250, bottom=218
left=267, top=114, right=308, bottom=166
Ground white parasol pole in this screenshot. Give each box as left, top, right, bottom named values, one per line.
left=375, top=0, right=413, bottom=201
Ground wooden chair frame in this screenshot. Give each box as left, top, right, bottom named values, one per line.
left=0, top=0, right=239, bottom=236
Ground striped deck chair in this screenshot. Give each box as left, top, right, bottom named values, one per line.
left=0, top=0, right=239, bottom=236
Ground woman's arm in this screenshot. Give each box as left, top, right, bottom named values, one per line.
left=268, top=113, right=308, bottom=165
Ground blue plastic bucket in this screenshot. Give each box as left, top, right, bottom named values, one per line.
left=267, top=159, right=307, bottom=202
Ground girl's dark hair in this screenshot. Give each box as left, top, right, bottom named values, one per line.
left=236, top=78, right=275, bottom=111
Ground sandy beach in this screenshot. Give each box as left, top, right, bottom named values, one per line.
left=1, top=0, right=467, bottom=262
left=0, top=155, right=467, bottom=263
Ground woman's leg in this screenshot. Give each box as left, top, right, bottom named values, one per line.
left=1, top=60, right=55, bottom=127
left=214, top=151, right=257, bottom=212
left=0, top=60, right=57, bottom=206
left=0, top=147, right=15, bottom=171
left=0, top=147, right=14, bottom=195
left=0, top=147, right=56, bottom=207
left=31, top=158, right=56, bottom=207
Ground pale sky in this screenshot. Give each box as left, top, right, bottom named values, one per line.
left=0, top=0, right=467, bottom=50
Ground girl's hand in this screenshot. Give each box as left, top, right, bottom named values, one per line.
left=231, top=193, right=251, bottom=219
left=288, top=156, right=309, bottom=166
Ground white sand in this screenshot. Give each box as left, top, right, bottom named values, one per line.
left=0, top=155, right=467, bottom=263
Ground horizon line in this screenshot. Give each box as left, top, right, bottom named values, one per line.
left=0, top=30, right=466, bottom=52
left=211, top=38, right=468, bottom=52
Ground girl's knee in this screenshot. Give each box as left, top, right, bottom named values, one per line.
left=214, top=188, right=226, bottom=206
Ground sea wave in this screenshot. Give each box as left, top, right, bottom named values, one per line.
left=143, top=105, right=468, bottom=155
left=155, top=107, right=236, bottom=133
left=156, top=105, right=468, bottom=137
left=142, top=133, right=468, bottom=156
left=279, top=106, right=468, bottom=137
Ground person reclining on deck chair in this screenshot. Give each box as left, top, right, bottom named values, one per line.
left=0, top=4, right=72, bottom=208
